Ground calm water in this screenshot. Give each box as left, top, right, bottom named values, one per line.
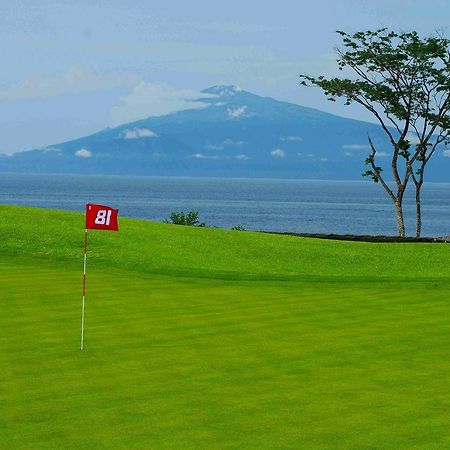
left=1, top=173, right=450, bottom=236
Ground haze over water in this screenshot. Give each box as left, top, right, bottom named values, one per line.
left=2, top=173, right=450, bottom=237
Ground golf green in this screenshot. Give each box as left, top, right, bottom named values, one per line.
left=1, top=205, right=450, bottom=449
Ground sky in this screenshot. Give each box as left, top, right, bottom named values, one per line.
left=2, top=0, right=450, bottom=154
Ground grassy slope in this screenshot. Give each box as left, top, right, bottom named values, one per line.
left=1, top=204, right=450, bottom=281
left=1, top=205, right=450, bottom=449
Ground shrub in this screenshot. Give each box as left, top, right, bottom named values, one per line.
left=164, top=210, right=206, bottom=227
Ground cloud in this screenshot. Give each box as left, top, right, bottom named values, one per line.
left=236, top=154, right=251, bottom=160
left=443, top=150, right=450, bottom=158
left=189, top=153, right=223, bottom=160
left=75, top=148, right=92, bottom=158
left=280, top=136, right=303, bottom=142
left=270, top=149, right=286, bottom=158
left=75, top=41, right=336, bottom=88
left=345, top=149, right=388, bottom=157
left=110, top=82, right=215, bottom=126
left=204, top=144, right=224, bottom=150
left=0, top=64, right=139, bottom=100
left=320, top=157, right=329, bottom=162
left=342, top=144, right=370, bottom=150
left=223, top=139, right=244, bottom=145
left=343, top=143, right=389, bottom=157
left=190, top=153, right=207, bottom=159
left=227, top=106, right=247, bottom=118
left=123, top=128, right=158, bottom=139
left=207, top=85, right=242, bottom=97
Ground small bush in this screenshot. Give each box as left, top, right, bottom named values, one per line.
left=231, top=225, right=246, bottom=231
left=164, top=210, right=207, bottom=227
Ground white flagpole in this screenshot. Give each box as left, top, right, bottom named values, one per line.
left=81, top=229, right=88, bottom=350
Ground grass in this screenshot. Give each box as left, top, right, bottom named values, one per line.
left=1, top=204, right=450, bottom=449
left=2, top=205, right=450, bottom=282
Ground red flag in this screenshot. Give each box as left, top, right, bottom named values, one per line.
left=85, top=204, right=119, bottom=231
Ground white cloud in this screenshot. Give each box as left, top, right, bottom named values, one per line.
left=443, top=150, right=450, bottom=158
left=271, top=149, right=286, bottom=158
left=280, top=136, right=303, bottom=142
left=110, top=82, right=215, bottom=126
left=0, top=64, right=139, bottom=100
left=204, top=144, right=224, bottom=150
left=345, top=149, right=388, bottom=157
left=190, top=153, right=208, bottom=159
left=75, top=148, right=92, bottom=158
left=209, top=85, right=239, bottom=97
left=227, top=105, right=247, bottom=118
left=236, top=154, right=251, bottom=160
left=223, top=139, right=244, bottom=145
left=342, top=144, right=370, bottom=150
left=123, top=128, right=158, bottom=139
left=189, top=153, right=223, bottom=160
left=320, top=157, right=329, bottom=162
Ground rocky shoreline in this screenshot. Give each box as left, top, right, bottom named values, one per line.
left=263, top=231, right=449, bottom=243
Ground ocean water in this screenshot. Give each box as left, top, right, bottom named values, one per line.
left=1, top=173, right=450, bottom=236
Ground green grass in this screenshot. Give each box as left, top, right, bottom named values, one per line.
left=2, top=204, right=450, bottom=282
left=1, top=205, right=450, bottom=449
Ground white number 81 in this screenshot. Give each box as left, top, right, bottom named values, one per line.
left=94, top=209, right=112, bottom=225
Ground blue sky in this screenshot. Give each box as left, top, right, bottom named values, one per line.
left=2, top=0, right=450, bottom=153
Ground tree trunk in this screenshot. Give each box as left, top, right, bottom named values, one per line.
left=394, top=199, right=406, bottom=237
left=415, top=182, right=423, bottom=238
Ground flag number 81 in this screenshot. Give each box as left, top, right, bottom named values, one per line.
left=95, top=209, right=112, bottom=225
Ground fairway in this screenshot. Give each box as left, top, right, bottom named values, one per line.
left=1, top=205, right=450, bottom=449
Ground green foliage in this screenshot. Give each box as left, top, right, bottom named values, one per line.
left=231, top=224, right=246, bottom=231
left=398, top=138, right=411, bottom=159
left=165, top=210, right=206, bottom=227
left=300, top=29, right=450, bottom=164
left=363, top=154, right=383, bottom=182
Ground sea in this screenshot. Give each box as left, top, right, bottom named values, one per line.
left=1, top=172, right=450, bottom=237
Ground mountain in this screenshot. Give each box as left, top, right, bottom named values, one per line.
left=1, top=85, right=449, bottom=180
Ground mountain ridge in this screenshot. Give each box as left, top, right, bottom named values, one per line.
left=1, top=85, right=448, bottom=180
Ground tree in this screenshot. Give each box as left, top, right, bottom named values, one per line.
left=300, top=29, right=450, bottom=237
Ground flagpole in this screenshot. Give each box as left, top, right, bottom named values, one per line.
left=81, top=229, right=88, bottom=351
